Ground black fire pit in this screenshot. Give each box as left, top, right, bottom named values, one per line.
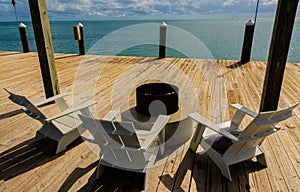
left=135, top=83, right=179, bottom=116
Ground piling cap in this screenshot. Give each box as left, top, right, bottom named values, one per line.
left=246, top=19, right=255, bottom=26
left=77, top=22, right=84, bottom=27
left=19, top=22, right=26, bottom=28
left=160, top=21, right=167, bottom=27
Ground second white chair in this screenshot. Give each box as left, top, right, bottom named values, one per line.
left=79, top=113, right=170, bottom=189
left=189, top=103, right=299, bottom=181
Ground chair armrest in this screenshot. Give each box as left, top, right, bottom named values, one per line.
left=103, top=109, right=120, bottom=121
left=140, top=115, right=170, bottom=149
left=45, top=100, right=97, bottom=122
left=35, top=93, right=69, bottom=107
left=231, top=104, right=257, bottom=118
left=188, top=113, right=239, bottom=142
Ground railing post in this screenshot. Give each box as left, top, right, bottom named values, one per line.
left=260, top=0, right=298, bottom=112
left=19, top=22, right=30, bottom=53
left=28, top=0, right=60, bottom=98
left=73, top=22, right=85, bottom=55
left=159, top=21, right=167, bottom=59
left=240, top=19, right=255, bottom=64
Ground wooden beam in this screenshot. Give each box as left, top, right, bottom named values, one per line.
left=28, top=0, right=60, bottom=98
left=260, top=0, right=298, bottom=112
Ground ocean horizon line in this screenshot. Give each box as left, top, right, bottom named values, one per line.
left=0, top=17, right=277, bottom=23
left=1, top=19, right=299, bottom=62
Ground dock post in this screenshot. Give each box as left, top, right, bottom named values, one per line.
left=159, top=21, right=167, bottom=59
left=28, top=0, right=60, bottom=98
left=240, top=19, right=255, bottom=64
left=73, top=22, right=85, bottom=55
left=19, top=23, right=30, bottom=53
left=260, top=0, right=298, bottom=112
left=78, top=22, right=86, bottom=55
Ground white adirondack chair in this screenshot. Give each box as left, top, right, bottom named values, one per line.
left=189, top=103, right=299, bottom=181
left=4, top=88, right=97, bottom=154
left=79, top=113, right=170, bottom=189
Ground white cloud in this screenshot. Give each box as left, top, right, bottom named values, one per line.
left=1, top=4, right=10, bottom=10
left=88, top=10, right=107, bottom=16
left=42, top=0, right=279, bottom=18
left=47, top=0, right=67, bottom=12
left=0, top=0, right=280, bottom=20
left=262, top=0, right=277, bottom=6
left=224, top=0, right=241, bottom=6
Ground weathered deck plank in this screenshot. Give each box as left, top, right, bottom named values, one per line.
left=0, top=51, right=299, bottom=192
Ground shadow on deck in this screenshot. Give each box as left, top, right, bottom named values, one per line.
left=226, top=61, right=248, bottom=69
left=60, top=161, right=146, bottom=192
left=59, top=149, right=266, bottom=192
left=0, top=137, right=82, bottom=181
left=159, top=149, right=265, bottom=192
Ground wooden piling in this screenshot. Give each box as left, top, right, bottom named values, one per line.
left=73, top=22, right=85, bottom=55
left=260, top=0, right=298, bottom=112
left=76, top=22, right=86, bottom=55
left=240, top=19, right=255, bottom=64
left=159, top=22, right=167, bottom=59
left=28, top=0, right=60, bottom=98
left=18, top=23, right=30, bottom=53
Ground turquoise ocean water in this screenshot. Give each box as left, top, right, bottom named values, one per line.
left=0, top=19, right=299, bottom=62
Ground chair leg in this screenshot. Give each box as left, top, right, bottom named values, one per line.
left=207, top=148, right=232, bottom=181
left=56, top=142, right=68, bottom=154
left=35, top=131, right=46, bottom=141
left=220, top=164, right=232, bottom=181
left=159, top=128, right=165, bottom=155
left=96, top=164, right=106, bottom=179
left=190, top=124, right=205, bottom=152
left=56, top=129, right=80, bottom=154
left=142, top=172, right=148, bottom=190
left=256, top=153, right=267, bottom=167
left=56, top=136, right=72, bottom=154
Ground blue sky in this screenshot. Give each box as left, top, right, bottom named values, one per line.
left=0, top=0, right=292, bottom=21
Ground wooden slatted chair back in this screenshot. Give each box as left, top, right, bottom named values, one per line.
left=239, top=103, right=298, bottom=138
left=5, top=88, right=47, bottom=122
left=113, top=121, right=140, bottom=147
left=79, top=114, right=154, bottom=170
left=224, top=103, right=299, bottom=156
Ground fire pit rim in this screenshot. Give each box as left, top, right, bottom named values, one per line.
left=135, top=82, right=179, bottom=116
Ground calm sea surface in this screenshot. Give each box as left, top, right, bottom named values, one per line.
left=0, top=19, right=299, bottom=62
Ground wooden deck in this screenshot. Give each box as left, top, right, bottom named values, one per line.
left=0, top=51, right=299, bottom=192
